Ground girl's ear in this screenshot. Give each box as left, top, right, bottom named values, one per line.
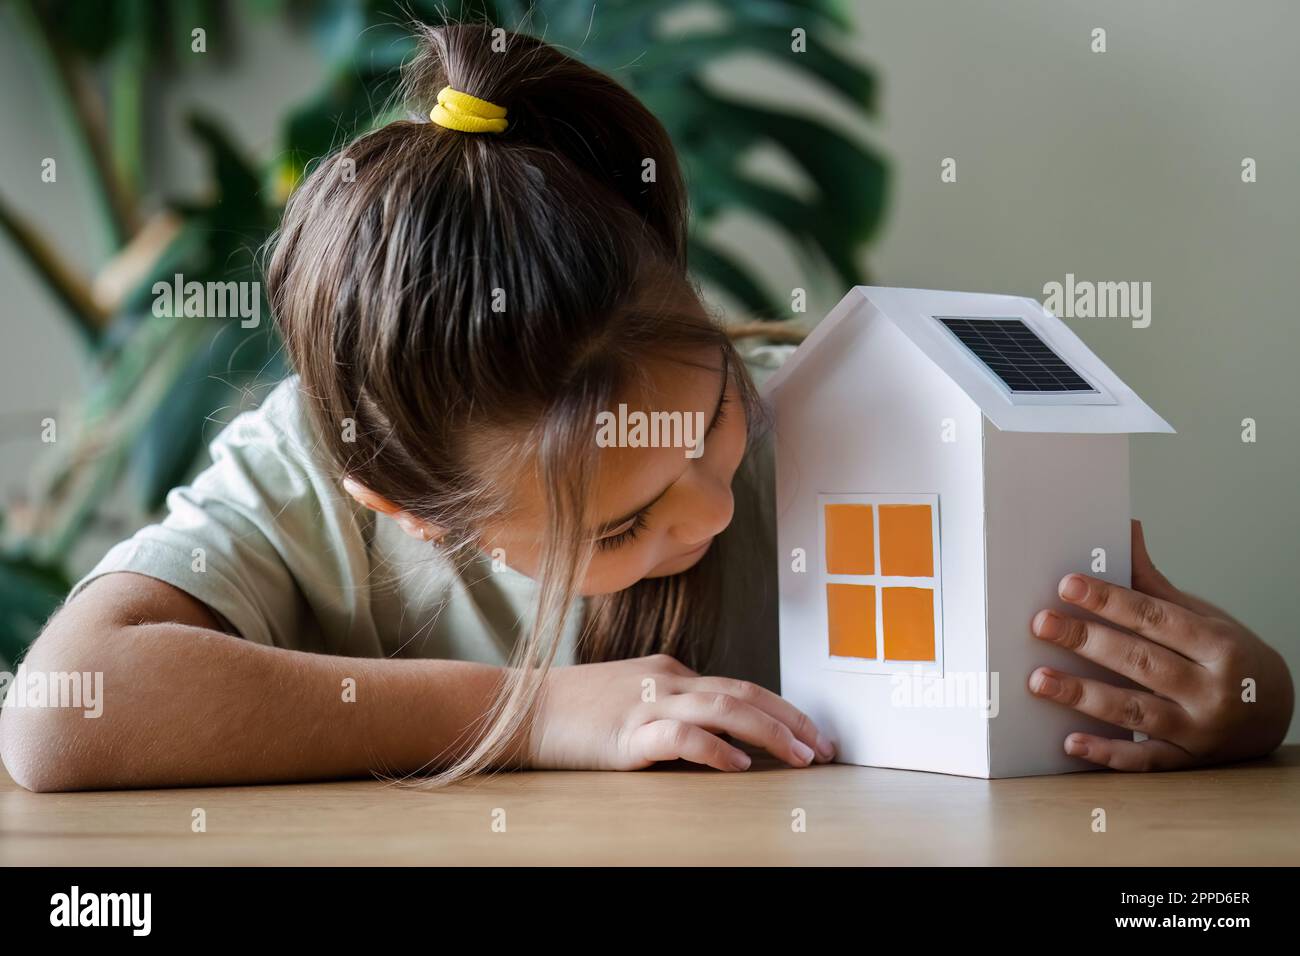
left=341, top=476, right=399, bottom=514
left=342, top=476, right=448, bottom=543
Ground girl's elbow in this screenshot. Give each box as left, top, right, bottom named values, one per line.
left=0, top=703, right=93, bottom=792
left=1, top=628, right=120, bottom=793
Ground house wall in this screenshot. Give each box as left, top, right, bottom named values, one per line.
left=982, top=428, right=1133, bottom=777
left=773, top=301, right=992, bottom=777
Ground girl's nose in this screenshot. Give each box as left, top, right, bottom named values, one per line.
left=668, top=471, right=734, bottom=547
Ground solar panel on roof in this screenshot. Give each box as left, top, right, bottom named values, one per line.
left=936, top=317, right=1097, bottom=394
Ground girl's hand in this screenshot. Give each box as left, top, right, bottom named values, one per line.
left=1028, top=520, right=1294, bottom=771
left=528, top=654, right=836, bottom=772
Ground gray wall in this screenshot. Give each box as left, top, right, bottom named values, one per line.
left=2, top=2, right=1296, bottom=739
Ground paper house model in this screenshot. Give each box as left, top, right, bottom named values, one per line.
left=764, top=287, right=1174, bottom=778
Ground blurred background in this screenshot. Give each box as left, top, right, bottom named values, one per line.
left=0, top=0, right=1295, bottom=741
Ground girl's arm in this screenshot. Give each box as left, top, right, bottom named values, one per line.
left=0, top=572, right=523, bottom=791
left=2, top=573, right=833, bottom=791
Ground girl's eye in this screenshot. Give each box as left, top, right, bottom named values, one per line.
left=708, top=390, right=729, bottom=433
left=594, top=372, right=731, bottom=555
left=595, top=510, right=649, bottom=552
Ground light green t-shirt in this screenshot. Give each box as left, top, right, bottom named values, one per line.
left=69, top=376, right=781, bottom=688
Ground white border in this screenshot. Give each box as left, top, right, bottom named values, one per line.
left=817, top=492, right=945, bottom=677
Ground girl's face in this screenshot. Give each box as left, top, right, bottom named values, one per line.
left=478, top=345, right=749, bottom=596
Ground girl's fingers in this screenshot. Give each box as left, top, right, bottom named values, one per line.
left=656, top=692, right=816, bottom=768
left=1028, top=667, right=1190, bottom=740
left=1062, top=731, right=1197, bottom=772
left=629, top=719, right=752, bottom=772
left=1031, top=608, right=1201, bottom=698
left=685, top=676, right=835, bottom=762
left=1057, top=572, right=1220, bottom=663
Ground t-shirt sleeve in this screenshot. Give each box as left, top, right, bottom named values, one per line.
left=66, top=380, right=370, bottom=652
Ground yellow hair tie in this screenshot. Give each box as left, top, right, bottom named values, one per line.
left=430, top=86, right=508, bottom=134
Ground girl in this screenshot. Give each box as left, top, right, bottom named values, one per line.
left=1, top=23, right=1290, bottom=791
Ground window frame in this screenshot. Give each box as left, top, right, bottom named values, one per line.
left=817, top=492, right=945, bottom=677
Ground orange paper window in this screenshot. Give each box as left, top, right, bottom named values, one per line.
left=825, top=504, right=874, bottom=574
left=826, top=583, right=876, bottom=659
left=882, top=587, right=935, bottom=661
left=878, top=504, right=934, bottom=576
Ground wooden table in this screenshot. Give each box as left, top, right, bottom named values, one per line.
left=3, top=747, right=1297, bottom=866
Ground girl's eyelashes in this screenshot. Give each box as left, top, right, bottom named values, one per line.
left=708, top=389, right=730, bottom=434
left=595, top=510, right=650, bottom=552
left=699, top=376, right=732, bottom=446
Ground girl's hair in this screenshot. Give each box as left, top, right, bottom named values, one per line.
left=266, top=21, right=763, bottom=785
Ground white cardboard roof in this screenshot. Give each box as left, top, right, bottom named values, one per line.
left=762, top=286, right=1175, bottom=434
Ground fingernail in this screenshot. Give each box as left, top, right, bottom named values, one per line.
left=1033, top=610, right=1061, bottom=639
left=815, top=733, right=836, bottom=760
left=1060, top=575, right=1088, bottom=601
left=1065, top=736, right=1090, bottom=757
left=1031, top=670, right=1061, bottom=696
left=730, top=751, right=752, bottom=771
left=792, top=740, right=815, bottom=765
